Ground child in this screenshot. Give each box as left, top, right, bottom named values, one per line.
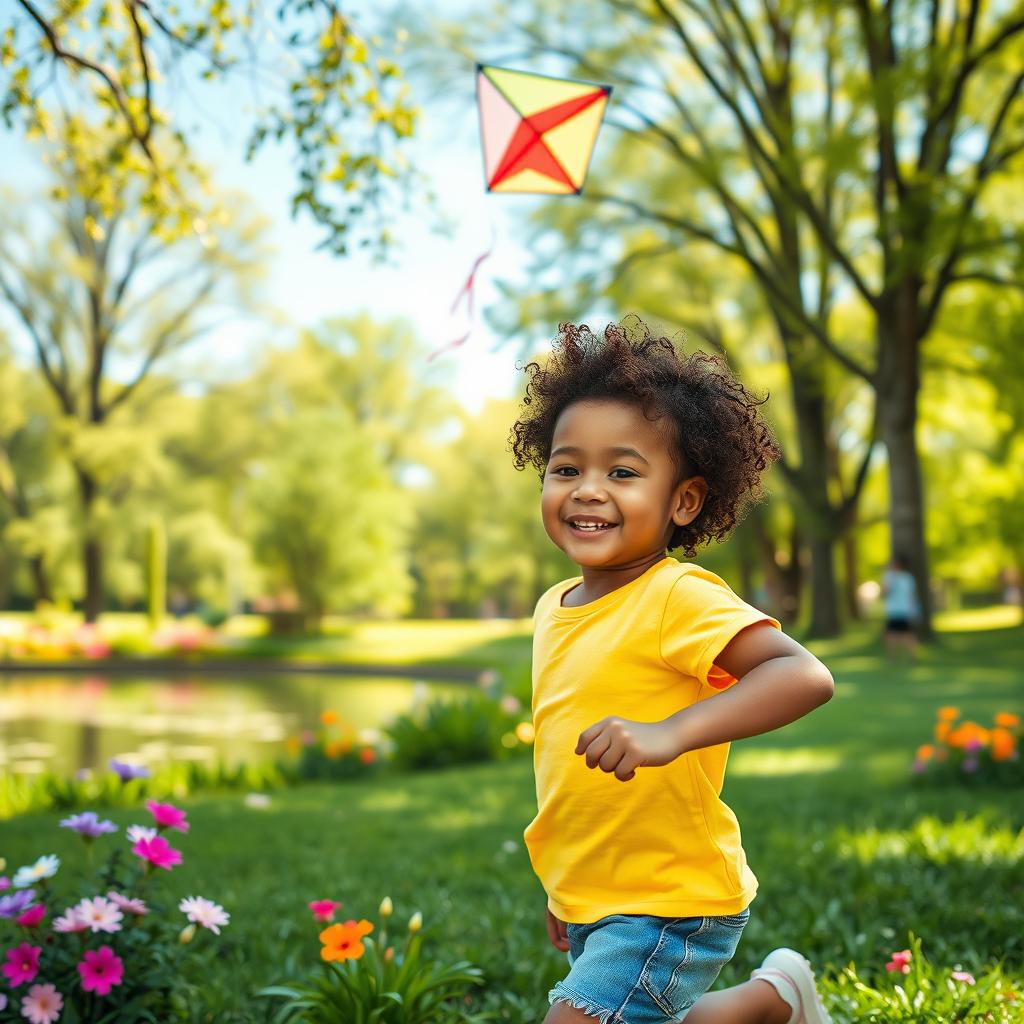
left=881, top=555, right=919, bottom=663
left=510, top=320, right=835, bottom=1024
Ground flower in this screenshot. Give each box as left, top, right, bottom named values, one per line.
left=994, top=712, right=1020, bottom=729
left=408, top=911, right=423, bottom=933
left=379, top=896, right=393, bottom=918
left=962, top=757, right=979, bottom=773
left=0, top=890, right=37, bottom=919
left=320, top=920, right=373, bottom=961
left=179, top=896, right=230, bottom=935
left=0, top=994, right=5, bottom=1010
left=915, top=744, right=934, bottom=762
left=109, top=758, right=151, bottom=782
left=951, top=970, right=976, bottom=985
left=60, top=811, right=119, bottom=838
left=78, top=945, right=125, bottom=996
left=937, top=707, right=960, bottom=721
left=991, top=727, right=1018, bottom=762
left=145, top=800, right=190, bottom=833
left=73, top=896, right=123, bottom=934
left=126, top=824, right=158, bottom=844
left=244, top=793, right=271, bottom=810
left=179, top=924, right=197, bottom=944
left=132, top=835, right=183, bottom=871
left=15, top=905, right=46, bottom=929
left=321, top=709, right=339, bottom=725
left=2, top=943, right=41, bottom=986
left=12, top=856, right=59, bottom=889
left=52, top=907, right=89, bottom=933
left=107, top=891, right=149, bottom=915
left=886, top=949, right=912, bottom=974
left=18, top=982, right=63, bottom=1024
left=309, top=899, right=343, bottom=922
left=359, top=747, right=376, bottom=764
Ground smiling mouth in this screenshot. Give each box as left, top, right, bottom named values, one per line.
left=566, top=521, right=618, bottom=532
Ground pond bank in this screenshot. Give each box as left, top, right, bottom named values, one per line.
left=0, top=657, right=483, bottom=680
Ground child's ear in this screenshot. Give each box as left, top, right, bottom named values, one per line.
left=672, top=476, right=709, bottom=527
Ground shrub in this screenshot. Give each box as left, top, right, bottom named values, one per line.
left=383, top=694, right=532, bottom=772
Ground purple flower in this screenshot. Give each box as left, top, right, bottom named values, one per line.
left=0, top=889, right=37, bottom=919
left=60, top=812, right=118, bottom=838
left=109, top=759, right=151, bottom=782
left=962, top=757, right=979, bottom=773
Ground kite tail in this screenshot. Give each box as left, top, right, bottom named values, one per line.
left=427, top=228, right=497, bottom=362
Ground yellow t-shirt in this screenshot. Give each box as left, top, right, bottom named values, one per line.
left=523, top=555, right=780, bottom=924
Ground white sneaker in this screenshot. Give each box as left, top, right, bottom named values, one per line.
left=750, top=948, right=832, bottom=1024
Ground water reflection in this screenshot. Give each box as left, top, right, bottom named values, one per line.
left=0, top=673, right=467, bottom=776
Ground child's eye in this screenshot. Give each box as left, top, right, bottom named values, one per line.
left=610, top=468, right=636, bottom=479
left=550, top=466, right=577, bottom=476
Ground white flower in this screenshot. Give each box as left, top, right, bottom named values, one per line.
left=243, top=793, right=270, bottom=810
left=73, top=896, right=123, bottom=933
left=12, top=855, right=60, bottom=888
left=179, top=896, right=230, bottom=935
left=126, top=825, right=157, bottom=844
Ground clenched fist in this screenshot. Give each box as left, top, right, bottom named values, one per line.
left=575, top=715, right=685, bottom=782
left=546, top=905, right=570, bottom=952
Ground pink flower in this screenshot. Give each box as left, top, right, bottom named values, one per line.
left=73, top=896, right=123, bottom=934
left=78, top=945, right=125, bottom=996
left=952, top=970, right=976, bottom=985
left=2, top=942, right=41, bottom=986
left=145, top=800, right=190, bottom=833
left=132, top=835, right=183, bottom=871
left=15, top=904, right=46, bottom=929
left=53, top=907, right=89, bottom=933
left=107, top=891, right=149, bottom=915
left=309, top=899, right=343, bottom=922
left=886, top=949, right=912, bottom=974
left=0, top=876, right=10, bottom=890
left=19, top=982, right=63, bottom=1024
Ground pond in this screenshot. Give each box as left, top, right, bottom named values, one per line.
left=0, top=672, right=472, bottom=778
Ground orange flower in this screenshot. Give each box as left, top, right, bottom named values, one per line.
left=991, top=727, right=1017, bottom=762
left=320, top=919, right=373, bottom=961
left=995, top=712, right=1020, bottom=729
left=325, top=741, right=343, bottom=759
left=321, top=710, right=339, bottom=726
left=285, top=737, right=301, bottom=755
left=937, top=707, right=960, bottom=721
left=948, top=721, right=989, bottom=749
left=935, top=722, right=952, bottom=743
left=915, top=744, right=934, bottom=762
left=359, top=747, right=376, bottom=764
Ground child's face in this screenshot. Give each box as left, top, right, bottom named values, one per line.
left=541, top=399, right=707, bottom=567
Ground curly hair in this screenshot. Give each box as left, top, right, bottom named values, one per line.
left=508, top=317, right=780, bottom=556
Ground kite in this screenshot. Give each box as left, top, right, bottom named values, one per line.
left=476, top=64, right=612, bottom=194
left=428, top=65, right=611, bottom=361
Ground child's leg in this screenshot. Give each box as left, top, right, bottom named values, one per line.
left=684, top=979, right=791, bottom=1023
left=543, top=981, right=789, bottom=1024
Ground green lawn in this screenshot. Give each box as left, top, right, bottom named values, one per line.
left=2, top=617, right=1021, bottom=1022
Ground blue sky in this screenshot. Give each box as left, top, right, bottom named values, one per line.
left=0, top=18, right=553, bottom=414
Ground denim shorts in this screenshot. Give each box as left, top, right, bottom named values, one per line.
left=549, top=908, right=750, bottom=1024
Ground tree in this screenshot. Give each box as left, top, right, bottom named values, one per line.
left=0, top=129, right=265, bottom=620
left=250, top=408, right=414, bottom=627
left=439, top=0, right=1024, bottom=636
left=2, top=0, right=419, bottom=256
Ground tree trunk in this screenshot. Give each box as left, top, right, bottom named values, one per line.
left=75, top=466, right=104, bottom=623
left=877, top=295, right=932, bottom=637
left=842, top=530, right=861, bottom=621
left=29, top=554, right=52, bottom=605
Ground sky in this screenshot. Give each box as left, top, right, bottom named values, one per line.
left=0, top=8, right=557, bottom=414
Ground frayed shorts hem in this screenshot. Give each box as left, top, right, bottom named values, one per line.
left=549, top=984, right=618, bottom=1024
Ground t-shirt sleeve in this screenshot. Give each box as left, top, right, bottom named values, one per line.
left=659, top=566, right=781, bottom=689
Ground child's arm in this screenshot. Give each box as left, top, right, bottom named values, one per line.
left=575, top=623, right=833, bottom=782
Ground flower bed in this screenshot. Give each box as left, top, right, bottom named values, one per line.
left=911, top=707, right=1021, bottom=785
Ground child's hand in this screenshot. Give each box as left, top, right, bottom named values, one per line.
left=575, top=716, right=684, bottom=782
left=545, top=905, right=570, bottom=952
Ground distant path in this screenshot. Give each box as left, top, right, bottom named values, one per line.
left=0, top=658, right=482, bottom=681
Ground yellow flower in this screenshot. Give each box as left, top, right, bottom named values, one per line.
left=179, top=924, right=197, bottom=944
left=321, top=710, right=339, bottom=726
left=937, top=707, right=960, bottom=721
left=320, top=919, right=373, bottom=961
left=379, top=896, right=393, bottom=918
left=407, top=911, right=422, bottom=933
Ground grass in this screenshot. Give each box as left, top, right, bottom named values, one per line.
left=1, top=618, right=1021, bottom=1022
